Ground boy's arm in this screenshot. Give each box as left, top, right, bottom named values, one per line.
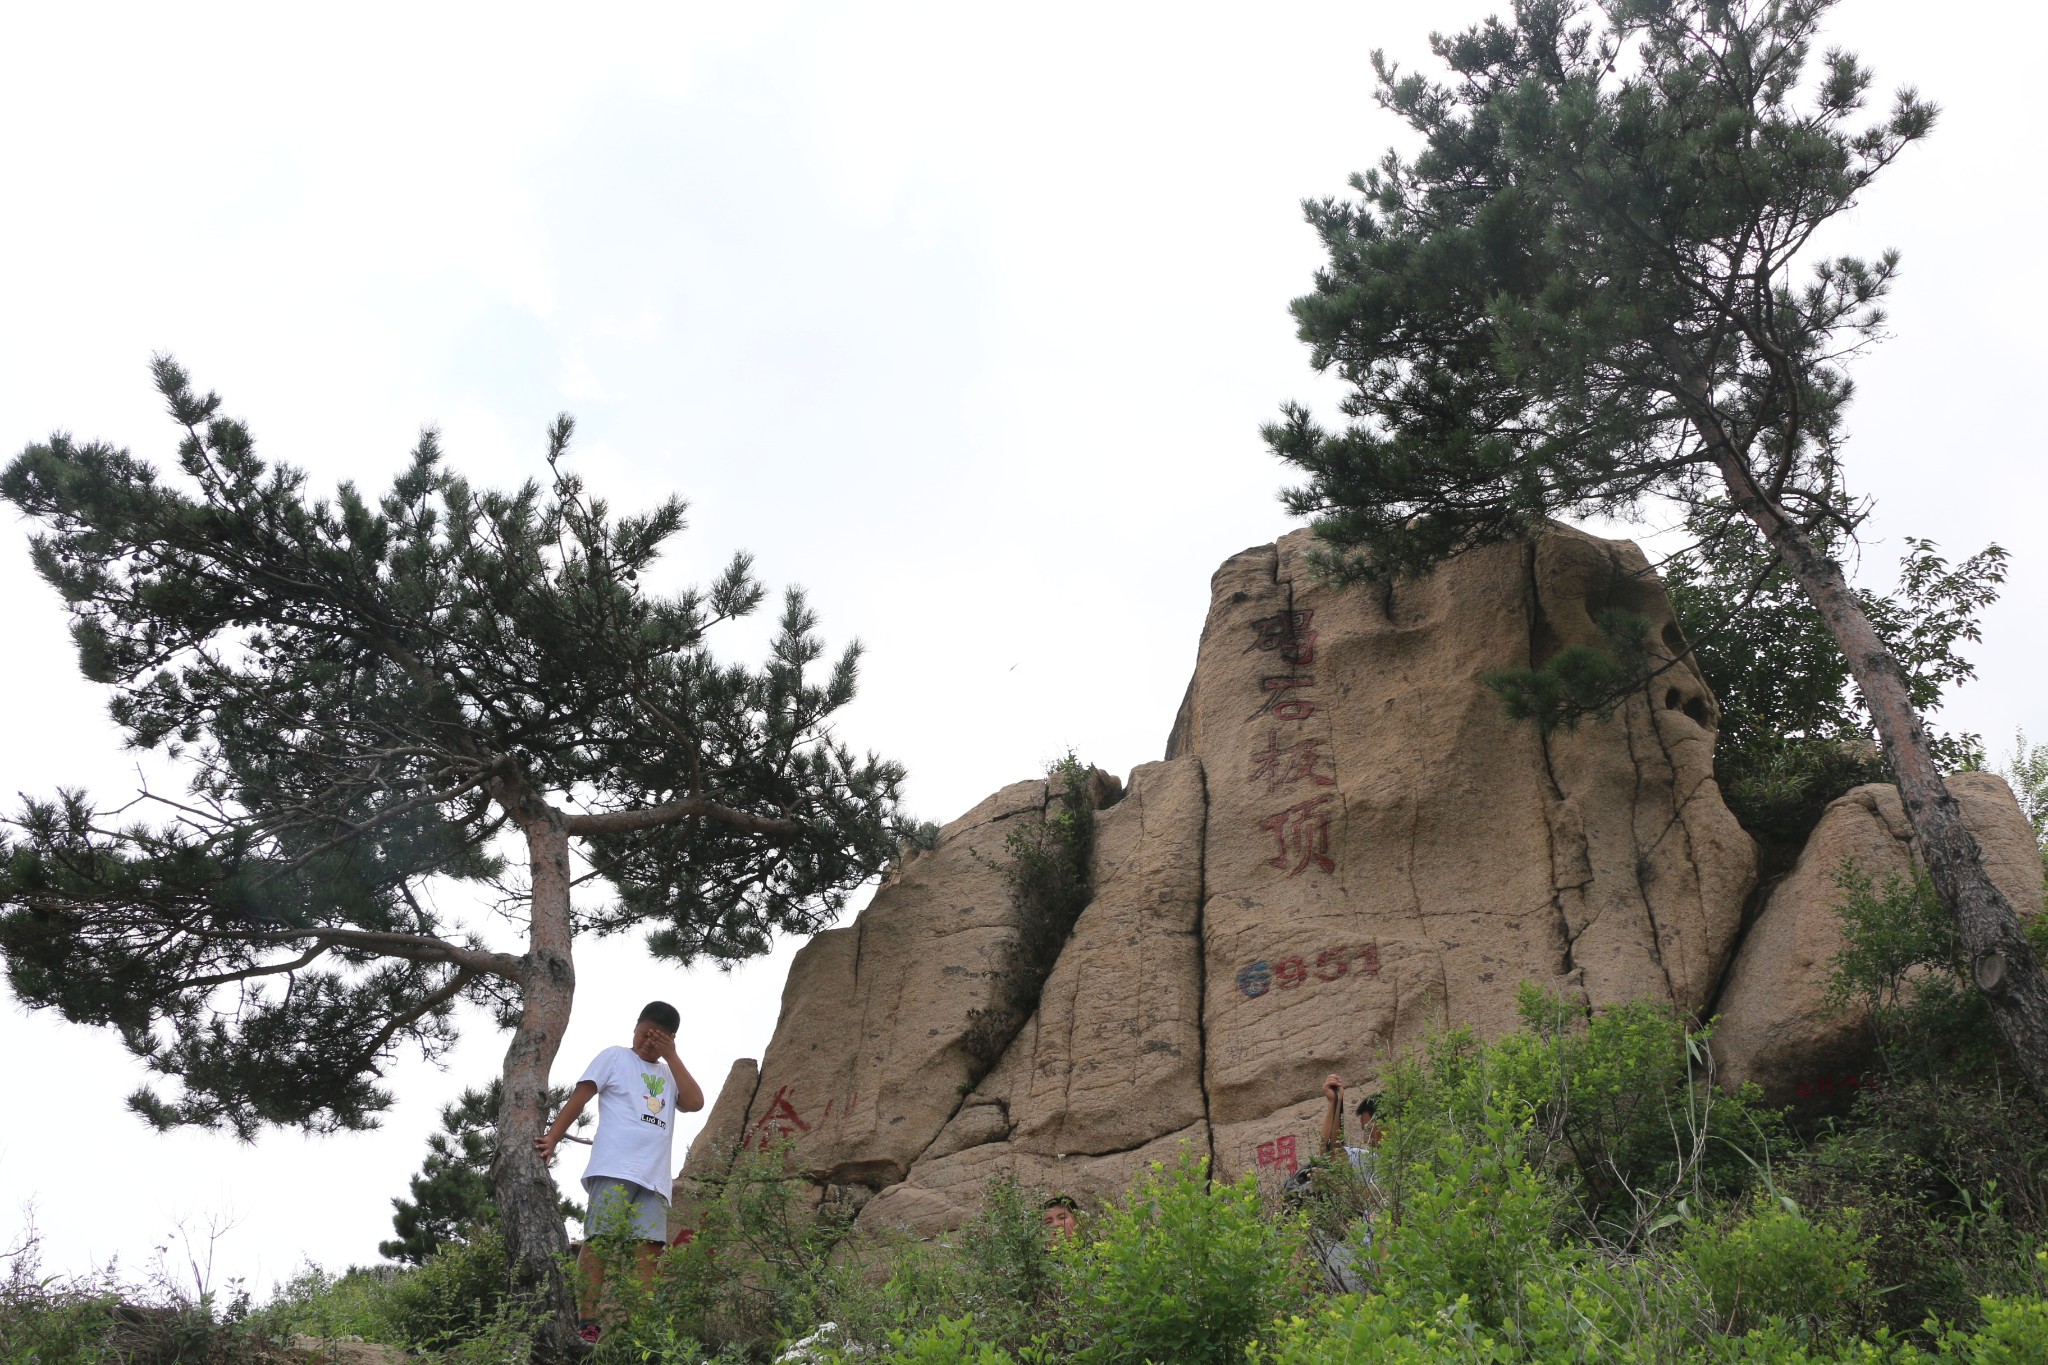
left=534, top=1080, right=599, bottom=1164
left=1319, top=1074, right=1344, bottom=1155
left=651, top=1032, right=706, bottom=1113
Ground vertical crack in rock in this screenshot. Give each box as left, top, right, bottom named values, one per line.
left=1190, top=757, right=1218, bottom=1175
left=1620, top=697, right=1679, bottom=1004
left=1636, top=670, right=1718, bottom=1005
left=852, top=901, right=867, bottom=988
left=1526, top=541, right=1581, bottom=976
left=697, top=1062, right=763, bottom=1182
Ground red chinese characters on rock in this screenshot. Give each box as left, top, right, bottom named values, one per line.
left=1246, top=609, right=1318, bottom=666
left=1262, top=795, right=1336, bottom=876
left=747, top=1085, right=811, bottom=1150
left=1245, top=610, right=1338, bottom=875
left=1251, top=732, right=1335, bottom=793
left=1254, top=674, right=1318, bottom=723
left=1255, top=1134, right=1300, bottom=1175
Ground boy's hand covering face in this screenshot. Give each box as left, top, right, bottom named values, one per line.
left=632, top=1021, right=677, bottom=1062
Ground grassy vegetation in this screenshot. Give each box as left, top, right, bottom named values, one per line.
left=15, top=993, right=2042, bottom=1363
left=9, top=855, right=2047, bottom=1363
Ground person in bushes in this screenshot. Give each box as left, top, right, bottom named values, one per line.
left=1318, top=1073, right=1383, bottom=1172
left=1297, top=1073, right=1384, bottom=1293
left=536, top=1001, right=706, bottom=1343
left=1041, top=1194, right=1082, bottom=1240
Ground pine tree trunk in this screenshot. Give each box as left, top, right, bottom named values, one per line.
left=1715, top=458, right=2048, bottom=1100
left=492, top=808, right=583, bottom=1361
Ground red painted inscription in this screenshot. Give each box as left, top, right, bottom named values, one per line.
left=1251, top=731, right=1335, bottom=792
left=1255, top=1134, right=1300, bottom=1174
left=748, top=1085, right=811, bottom=1149
left=1262, top=794, right=1335, bottom=875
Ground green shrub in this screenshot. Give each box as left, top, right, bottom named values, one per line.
left=863, top=1314, right=1019, bottom=1365
left=1249, top=1293, right=1512, bottom=1364
left=1934, top=1270, right=2048, bottom=1365
left=1370, top=1114, right=1567, bottom=1336
left=1378, top=986, right=1779, bottom=1246
left=1057, top=1147, right=1303, bottom=1365
left=380, top=1226, right=517, bottom=1352
left=1826, top=861, right=2048, bottom=1087
left=1680, top=1195, right=1871, bottom=1341
left=0, top=1270, right=120, bottom=1365
left=872, top=1174, right=1058, bottom=1354
left=246, top=1261, right=403, bottom=1344
left=597, top=1144, right=867, bottom=1358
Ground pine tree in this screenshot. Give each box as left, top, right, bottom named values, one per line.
left=0, top=359, right=910, bottom=1356
left=381, top=1080, right=584, bottom=1266
left=1266, top=0, right=2048, bottom=1094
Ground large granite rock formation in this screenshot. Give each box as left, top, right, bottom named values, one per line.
left=1712, top=773, right=2043, bottom=1104
left=669, top=525, right=2031, bottom=1238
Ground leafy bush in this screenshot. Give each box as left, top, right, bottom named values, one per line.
left=379, top=1226, right=520, bottom=1352
left=1680, top=1195, right=1871, bottom=1341
left=1250, top=1293, right=1512, bottom=1364
left=594, top=1144, right=867, bottom=1358
left=245, top=1261, right=402, bottom=1343
left=863, top=1315, right=1019, bottom=1365
left=1368, top=1113, right=1569, bottom=1336
left=1057, top=1147, right=1303, bottom=1365
left=1378, top=985, right=1777, bottom=1245
left=894, top=1175, right=1059, bottom=1354
left=1664, top=526, right=2003, bottom=853
left=0, top=1258, right=121, bottom=1365
left=1826, top=861, right=2048, bottom=1087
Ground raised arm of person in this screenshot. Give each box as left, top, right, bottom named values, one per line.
left=1320, top=1073, right=1345, bottom=1155
left=650, top=1030, right=705, bottom=1113
left=535, top=1080, right=600, bottom=1164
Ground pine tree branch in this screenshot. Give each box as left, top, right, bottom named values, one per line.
left=179, top=942, right=332, bottom=992
left=562, top=797, right=798, bottom=838
left=362, top=968, right=477, bottom=1075
left=251, top=927, right=519, bottom=978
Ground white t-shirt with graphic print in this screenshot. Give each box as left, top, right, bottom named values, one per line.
left=579, top=1045, right=678, bottom=1201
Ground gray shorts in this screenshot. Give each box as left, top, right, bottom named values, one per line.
left=582, top=1176, right=668, bottom=1243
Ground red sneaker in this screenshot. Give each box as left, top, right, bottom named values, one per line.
left=578, top=1322, right=601, bottom=1345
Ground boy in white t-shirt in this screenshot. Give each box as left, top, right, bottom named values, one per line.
left=535, top=1001, right=705, bottom=1342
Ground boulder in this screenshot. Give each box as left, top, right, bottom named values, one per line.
left=1178, top=527, right=1752, bottom=1163
left=856, top=759, right=1211, bottom=1233
left=700, top=524, right=1765, bottom=1224
left=721, top=777, right=1052, bottom=1190
left=669, top=1057, right=760, bottom=1240
left=1712, top=772, right=2044, bottom=1103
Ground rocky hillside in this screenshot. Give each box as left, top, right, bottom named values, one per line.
left=671, top=526, right=2040, bottom=1238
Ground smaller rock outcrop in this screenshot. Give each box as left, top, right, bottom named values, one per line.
left=1712, top=772, right=2043, bottom=1102
left=856, top=757, right=1212, bottom=1234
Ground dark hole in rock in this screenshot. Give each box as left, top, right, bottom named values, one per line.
left=1664, top=688, right=1682, bottom=711
left=1683, top=696, right=1712, bottom=727
left=1662, top=622, right=1685, bottom=655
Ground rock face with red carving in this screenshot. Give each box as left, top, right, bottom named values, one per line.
left=707, top=776, right=1058, bottom=1193
left=1175, top=527, right=1752, bottom=1186
left=1711, top=773, right=2044, bottom=1104
left=673, top=525, right=2030, bottom=1237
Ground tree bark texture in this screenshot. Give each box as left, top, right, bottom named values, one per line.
left=1712, top=449, right=2048, bottom=1101
left=492, top=808, right=584, bottom=1361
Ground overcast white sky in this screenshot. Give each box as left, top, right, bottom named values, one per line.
left=2, top=0, right=2041, bottom=1300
